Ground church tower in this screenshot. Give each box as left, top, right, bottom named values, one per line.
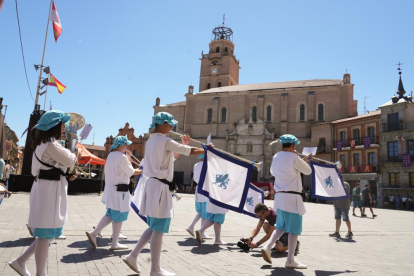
left=199, top=22, right=240, bottom=92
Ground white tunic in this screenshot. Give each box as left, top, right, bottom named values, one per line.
left=270, top=151, right=311, bottom=215
left=193, top=161, right=208, bottom=203
left=102, top=151, right=135, bottom=213
left=138, top=133, right=191, bottom=218
left=28, top=139, right=76, bottom=228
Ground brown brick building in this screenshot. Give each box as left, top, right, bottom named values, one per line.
left=147, top=24, right=359, bottom=186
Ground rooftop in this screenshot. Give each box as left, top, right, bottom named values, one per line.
left=82, top=144, right=105, bottom=151
left=159, top=101, right=186, bottom=107
left=198, top=79, right=344, bottom=94
left=331, top=110, right=381, bottom=124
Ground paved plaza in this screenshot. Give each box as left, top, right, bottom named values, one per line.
left=0, top=193, right=413, bottom=276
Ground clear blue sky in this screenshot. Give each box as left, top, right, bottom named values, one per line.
left=1, top=0, right=413, bottom=147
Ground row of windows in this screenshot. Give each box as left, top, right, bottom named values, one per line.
left=339, top=127, right=376, bottom=141
left=339, top=152, right=377, bottom=166
left=389, top=172, right=414, bottom=187
left=211, top=47, right=229, bottom=53
left=205, top=104, right=325, bottom=123
left=206, top=82, right=222, bottom=90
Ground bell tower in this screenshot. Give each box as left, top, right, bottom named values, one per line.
left=199, top=19, right=240, bottom=92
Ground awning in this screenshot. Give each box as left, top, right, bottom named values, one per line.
left=76, top=143, right=106, bottom=165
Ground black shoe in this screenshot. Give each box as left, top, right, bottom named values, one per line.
left=373, top=214, right=377, bottom=218
left=329, top=232, right=341, bottom=238
left=346, top=232, right=353, bottom=238
left=352, top=214, right=357, bottom=216
left=361, top=214, right=367, bottom=217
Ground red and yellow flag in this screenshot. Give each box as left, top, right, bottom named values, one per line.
left=50, top=1, right=62, bottom=42
left=49, top=73, right=66, bottom=94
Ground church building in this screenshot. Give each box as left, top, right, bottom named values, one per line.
left=148, top=24, right=358, bottom=185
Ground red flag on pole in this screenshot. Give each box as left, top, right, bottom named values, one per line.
left=51, top=1, right=62, bottom=42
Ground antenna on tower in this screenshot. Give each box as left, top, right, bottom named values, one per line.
left=364, top=96, right=370, bottom=114
left=92, top=132, right=95, bottom=145
left=222, top=14, right=225, bottom=26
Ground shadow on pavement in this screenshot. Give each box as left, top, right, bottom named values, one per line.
left=268, top=267, right=304, bottom=275
left=334, top=238, right=357, bottom=243
left=190, top=244, right=221, bottom=255
left=315, top=270, right=358, bottom=276
left=176, top=238, right=199, bottom=247
left=0, top=237, right=34, bottom=248
left=61, top=248, right=129, bottom=264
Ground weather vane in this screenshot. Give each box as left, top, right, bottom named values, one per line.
left=222, top=14, right=225, bottom=26
left=397, top=61, right=403, bottom=75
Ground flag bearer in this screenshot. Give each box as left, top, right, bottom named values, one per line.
left=261, top=134, right=312, bottom=269
left=123, top=112, right=206, bottom=276
left=9, top=110, right=80, bottom=276
left=86, top=135, right=142, bottom=250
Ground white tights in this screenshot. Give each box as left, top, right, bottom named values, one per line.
left=198, top=220, right=224, bottom=243
left=111, top=222, right=123, bottom=248
left=188, top=213, right=201, bottom=229
left=263, top=228, right=298, bottom=263
left=16, top=238, right=51, bottom=276
left=128, top=228, right=165, bottom=273
left=91, top=215, right=112, bottom=236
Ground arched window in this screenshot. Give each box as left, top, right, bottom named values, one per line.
left=225, top=47, right=228, bottom=52
left=300, top=104, right=305, bottom=121
left=207, top=83, right=211, bottom=89
left=206, top=108, right=212, bottom=124
left=216, top=47, right=220, bottom=53
left=218, top=82, right=222, bottom=87
left=221, top=107, right=227, bottom=123
left=318, top=104, right=324, bottom=121
left=266, top=106, right=272, bottom=122
left=252, top=106, right=257, bottom=122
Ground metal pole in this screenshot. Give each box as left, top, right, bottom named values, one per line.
left=34, top=0, right=53, bottom=107
left=43, top=84, right=49, bottom=110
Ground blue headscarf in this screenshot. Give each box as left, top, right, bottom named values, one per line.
left=150, top=112, right=178, bottom=129
left=36, top=110, right=71, bottom=131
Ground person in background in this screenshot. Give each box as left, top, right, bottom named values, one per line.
left=395, top=194, right=401, bottom=210
left=389, top=194, right=395, bottom=209
left=361, top=184, right=377, bottom=218
left=402, top=195, right=407, bottom=210
left=352, top=183, right=363, bottom=216
left=329, top=182, right=353, bottom=239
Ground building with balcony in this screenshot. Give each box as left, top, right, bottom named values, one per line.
left=331, top=110, right=381, bottom=194
left=378, top=71, right=414, bottom=204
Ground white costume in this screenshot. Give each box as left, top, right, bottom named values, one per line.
left=138, top=133, right=191, bottom=219
left=102, top=151, right=135, bottom=213
left=194, top=161, right=207, bottom=203
left=28, top=138, right=76, bottom=229
left=270, top=151, right=312, bottom=216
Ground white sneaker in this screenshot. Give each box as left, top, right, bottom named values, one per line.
left=109, top=244, right=128, bottom=250
left=150, top=268, right=176, bottom=276
left=201, top=233, right=212, bottom=239
left=261, top=248, right=272, bottom=264
left=85, top=231, right=97, bottom=248
left=122, top=255, right=141, bottom=274
left=118, top=233, right=128, bottom=239
left=214, top=240, right=227, bottom=245
left=8, top=258, right=31, bottom=276
left=56, top=235, right=66, bottom=240
left=285, top=259, right=307, bottom=269
left=186, top=228, right=195, bottom=237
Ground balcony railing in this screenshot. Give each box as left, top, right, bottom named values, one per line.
left=334, top=136, right=379, bottom=148
left=382, top=122, right=414, bottom=132
left=338, top=165, right=380, bottom=174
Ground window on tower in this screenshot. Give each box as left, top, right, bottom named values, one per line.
left=221, top=107, right=227, bottom=123
left=218, top=82, right=222, bottom=87
left=207, top=83, right=211, bottom=89
left=225, top=47, right=228, bottom=52
left=216, top=47, right=220, bottom=53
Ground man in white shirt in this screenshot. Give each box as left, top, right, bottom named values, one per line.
left=261, top=134, right=312, bottom=269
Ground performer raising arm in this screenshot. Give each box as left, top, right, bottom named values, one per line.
left=261, top=134, right=311, bottom=269
left=123, top=112, right=206, bottom=276
left=9, top=110, right=81, bottom=276
left=86, top=135, right=142, bottom=250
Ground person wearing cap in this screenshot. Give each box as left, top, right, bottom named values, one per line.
left=86, top=135, right=142, bottom=250
left=123, top=112, right=206, bottom=276
left=9, top=110, right=81, bottom=276
left=186, top=154, right=212, bottom=239
left=261, top=134, right=312, bottom=269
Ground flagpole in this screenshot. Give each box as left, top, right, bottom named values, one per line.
left=170, top=131, right=262, bottom=171
left=34, top=0, right=53, bottom=108
left=43, top=84, right=49, bottom=110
